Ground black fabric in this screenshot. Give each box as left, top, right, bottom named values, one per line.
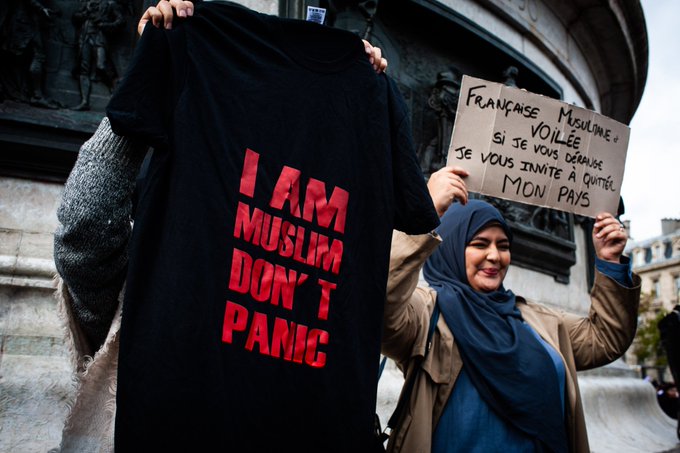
left=659, top=306, right=680, bottom=440
left=105, top=1, right=438, bottom=452
left=423, top=200, right=568, bottom=453
left=660, top=306, right=680, bottom=385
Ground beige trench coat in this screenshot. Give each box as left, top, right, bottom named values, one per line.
left=381, top=231, right=641, bottom=453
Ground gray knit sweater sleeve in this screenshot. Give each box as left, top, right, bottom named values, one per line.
left=54, top=116, right=147, bottom=351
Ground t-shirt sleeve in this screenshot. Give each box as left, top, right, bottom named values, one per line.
left=387, top=77, right=440, bottom=234
left=106, top=23, right=181, bottom=148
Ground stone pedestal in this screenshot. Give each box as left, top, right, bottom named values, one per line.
left=0, top=177, right=74, bottom=452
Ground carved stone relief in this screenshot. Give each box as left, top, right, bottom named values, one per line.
left=0, top=0, right=64, bottom=107
left=0, top=0, right=142, bottom=181
left=0, top=0, right=138, bottom=112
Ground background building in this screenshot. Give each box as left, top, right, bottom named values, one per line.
left=1, top=0, right=676, bottom=451
left=627, top=218, right=680, bottom=311
left=625, top=218, right=680, bottom=383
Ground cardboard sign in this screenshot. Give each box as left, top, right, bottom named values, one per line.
left=446, top=75, right=630, bottom=218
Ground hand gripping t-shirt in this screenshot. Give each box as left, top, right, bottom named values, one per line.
left=106, top=2, right=439, bottom=451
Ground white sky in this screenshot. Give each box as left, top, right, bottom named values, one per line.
left=619, top=0, right=680, bottom=241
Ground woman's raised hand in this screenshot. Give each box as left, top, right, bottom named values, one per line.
left=593, top=212, right=628, bottom=263
left=427, top=166, right=469, bottom=217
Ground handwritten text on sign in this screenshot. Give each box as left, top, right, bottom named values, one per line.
left=446, top=75, right=630, bottom=217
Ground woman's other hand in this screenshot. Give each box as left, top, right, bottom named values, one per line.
left=362, top=40, right=388, bottom=74
left=593, top=212, right=628, bottom=263
left=138, top=0, right=194, bottom=35
left=427, top=166, right=469, bottom=217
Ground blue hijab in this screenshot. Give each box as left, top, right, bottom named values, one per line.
left=423, top=200, right=567, bottom=453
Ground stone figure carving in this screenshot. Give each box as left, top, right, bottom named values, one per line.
left=529, top=207, right=571, bottom=238
left=323, top=0, right=380, bottom=39
left=0, top=0, right=61, bottom=107
left=71, top=0, right=125, bottom=111
left=418, top=69, right=461, bottom=176
left=502, top=65, right=519, bottom=87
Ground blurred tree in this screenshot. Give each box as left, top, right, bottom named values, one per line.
left=633, top=292, right=667, bottom=367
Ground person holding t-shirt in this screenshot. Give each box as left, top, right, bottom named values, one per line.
left=53, top=1, right=434, bottom=452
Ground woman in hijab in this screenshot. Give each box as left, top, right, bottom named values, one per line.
left=382, top=166, right=641, bottom=453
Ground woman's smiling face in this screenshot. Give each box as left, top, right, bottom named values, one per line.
left=464, top=224, right=511, bottom=292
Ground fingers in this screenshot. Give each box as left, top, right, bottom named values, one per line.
left=157, top=0, right=175, bottom=28
left=593, top=212, right=626, bottom=239
left=448, top=166, right=470, bottom=178
left=362, top=40, right=388, bottom=74
left=138, top=0, right=194, bottom=35
left=137, top=7, right=156, bottom=35
left=169, top=0, right=194, bottom=18
left=372, top=46, right=388, bottom=73
left=441, top=167, right=469, bottom=205
left=427, top=166, right=469, bottom=216
left=593, top=212, right=627, bottom=262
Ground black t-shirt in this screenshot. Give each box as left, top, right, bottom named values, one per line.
left=106, top=2, right=438, bottom=451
